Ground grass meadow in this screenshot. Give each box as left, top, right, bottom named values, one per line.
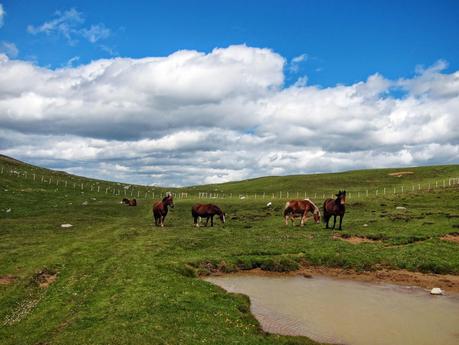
left=1, top=156, right=458, bottom=345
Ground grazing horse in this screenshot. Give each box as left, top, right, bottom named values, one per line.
left=191, top=204, right=225, bottom=227
left=122, top=198, right=137, bottom=206
left=153, top=193, right=174, bottom=227
left=284, top=199, right=321, bottom=226
left=323, top=190, right=346, bottom=230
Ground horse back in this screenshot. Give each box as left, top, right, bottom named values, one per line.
left=153, top=201, right=165, bottom=216
left=192, top=203, right=216, bottom=216
left=285, top=199, right=310, bottom=214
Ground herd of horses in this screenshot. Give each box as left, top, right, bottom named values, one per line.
left=123, top=190, right=347, bottom=230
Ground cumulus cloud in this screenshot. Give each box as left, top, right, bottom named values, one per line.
left=27, top=8, right=111, bottom=45
left=0, top=45, right=458, bottom=186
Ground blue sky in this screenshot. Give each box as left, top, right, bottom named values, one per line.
left=0, top=1, right=458, bottom=186
left=3, top=0, right=459, bottom=86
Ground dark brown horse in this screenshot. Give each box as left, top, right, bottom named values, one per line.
left=153, top=193, right=174, bottom=227
left=323, top=190, right=346, bottom=230
left=191, top=204, right=225, bottom=227
left=122, top=198, right=137, bottom=206
left=284, top=199, right=320, bottom=226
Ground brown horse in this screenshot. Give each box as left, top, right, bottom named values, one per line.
left=122, top=198, right=137, bottom=206
left=191, top=204, right=225, bottom=227
left=284, top=199, right=321, bottom=226
left=153, top=193, right=174, bottom=227
left=323, top=190, right=346, bottom=230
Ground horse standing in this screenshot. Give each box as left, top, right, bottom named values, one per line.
left=323, top=190, right=346, bottom=230
left=284, top=199, right=321, bottom=226
left=153, top=193, right=174, bottom=227
left=191, top=204, right=225, bottom=227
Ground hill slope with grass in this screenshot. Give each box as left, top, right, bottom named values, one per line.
left=1, top=155, right=458, bottom=345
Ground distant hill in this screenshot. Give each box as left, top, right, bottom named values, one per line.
left=1, top=154, right=458, bottom=195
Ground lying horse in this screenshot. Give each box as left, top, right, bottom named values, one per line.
left=191, top=204, right=225, bottom=227
left=153, top=193, right=174, bottom=227
left=122, top=198, right=137, bottom=206
left=323, top=190, right=346, bottom=230
left=284, top=199, right=320, bottom=226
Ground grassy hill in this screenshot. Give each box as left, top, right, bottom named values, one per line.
left=1, top=155, right=458, bottom=345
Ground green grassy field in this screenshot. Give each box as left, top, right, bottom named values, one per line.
left=1, top=156, right=458, bottom=345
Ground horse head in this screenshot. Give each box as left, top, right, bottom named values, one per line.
left=163, top=193, right=174, bottom=208
left=336, top=190, right=346, bottom=205
left=313, top=209, right=321, bottom=224
left=219, top=212, right=226, bottom=224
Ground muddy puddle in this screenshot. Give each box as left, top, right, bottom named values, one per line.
left=205, top=274, right=459, bottom=345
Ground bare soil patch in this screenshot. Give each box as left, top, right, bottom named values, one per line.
left=333, top=233, right=381, bottom=244
left=441, top=232, right=459, bottom=244
left=234, top=266, right=459, bottom=293
left=229, top=267, right=459, bottom=293
left=32, top=269, right=57, bottom=288
left=388, top=171, right=415, bottom=177
left=0, top=275, right=16, bottom=285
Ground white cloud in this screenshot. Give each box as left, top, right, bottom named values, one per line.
left=0, top=3, right=5, bottom=28
left=0, top=45, right=458, bottom=186
left=80, top=24, right=111, bottom=43
left=27, top=8, right=110, bottom=45
left=289, top=53, right=308, bottom=73
left=0, top=41, right=18, bottom=58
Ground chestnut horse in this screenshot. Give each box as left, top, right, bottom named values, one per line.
left=323, top=190, right=346, bottom=230
left=153, top=193, right=174, bottom=227
left=191, top=204, right=225, bottom=227
left=122, top=198, right=137, bottom=206
left=284, top=199, right=321, bottom=226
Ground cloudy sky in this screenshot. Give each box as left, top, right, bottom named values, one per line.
left=0, top=1, right=458, bottom=186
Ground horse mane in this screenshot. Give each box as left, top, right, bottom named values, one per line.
left=162, top=192, right=173, bottom=203
left=305, top=198, right=320, bottom=215
left=212, top=204, right=223, bottom=215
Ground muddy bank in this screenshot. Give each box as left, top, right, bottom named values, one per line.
left=441, top=232, right=459, bottom=244
left=0, top=275, right=16, bottom=285
left=208, top=266, right=459, bottom=293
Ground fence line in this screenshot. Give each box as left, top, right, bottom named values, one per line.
left=1, top=164, right=458, bottom=202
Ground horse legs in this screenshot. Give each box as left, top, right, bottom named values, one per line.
left=205, top=217, right=209, bottom=227
left=161, top=215, right=165, bottom=227
left=211, top=216, right=214, bottom=227
left=332, top=215, right=337, bottom=229
left=338, top=214, right=344, bottom=230
left=194, top=216, right=199, bottom=227
left=301, top=211, right=308, bottom=227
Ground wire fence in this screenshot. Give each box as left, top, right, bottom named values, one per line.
left=1, top=164, right=458, bottom=202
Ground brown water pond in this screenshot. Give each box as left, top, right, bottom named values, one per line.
left=205, top=274, right=459, bottom=345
